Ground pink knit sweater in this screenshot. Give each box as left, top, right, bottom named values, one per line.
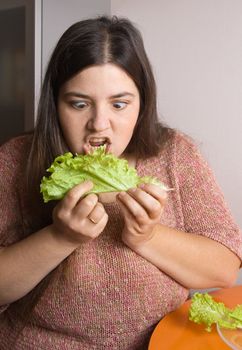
left=0, top=132, right=241, bottom=349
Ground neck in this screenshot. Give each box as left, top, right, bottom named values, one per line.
left=122, top=153, right=137, bottom=168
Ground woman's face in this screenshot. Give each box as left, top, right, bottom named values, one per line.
left=58, top=63, right=140, bottom=159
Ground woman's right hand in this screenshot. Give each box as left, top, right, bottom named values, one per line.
left=0, top=180, right=108, bottom=305
left=51, top=181, right=108, bottom=245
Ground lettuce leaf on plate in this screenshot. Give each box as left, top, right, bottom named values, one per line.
left=189, top=292, right=242, bottom=332
left=40, top=146, right=170, bottom=203
left=230, top=305, right=242, bottom=323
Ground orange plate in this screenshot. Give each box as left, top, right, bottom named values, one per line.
left=148, top=285, right=242, bottom=350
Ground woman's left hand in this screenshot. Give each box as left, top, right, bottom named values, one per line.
left=117, top=184, right=167, bottom=249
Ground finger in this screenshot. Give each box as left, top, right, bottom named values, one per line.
left=87, top=202, right=106, bottom=224
left=117, top=192, right=149, bottom=222
left=86, top=212, right=109, bottom=236
left=138, top=183, right=168, bottom=204
left=117, top=195, right=136, bottom=221
left=96, top=211, right=109, bottom=230
left=127, top=187, right=163, bottom=219
left=61, top=181, right=93, bottom=210
left=73, top=193, right=98, bottom=219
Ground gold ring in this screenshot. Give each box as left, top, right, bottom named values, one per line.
left=88, top=217, right=97, bottom=224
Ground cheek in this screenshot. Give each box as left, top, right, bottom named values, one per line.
left=58, top=113, right=79, bottom=146
left=59, top=118, right=72, bottom=142
left=58, top=108, right=85, bottom=134
left=128, top=108, right=139, bottom=130
left=119, top=116, right=138, bottom=141
left=57, top=105, right=67, bottom=129
left=58, top=116, right=67, bottom=131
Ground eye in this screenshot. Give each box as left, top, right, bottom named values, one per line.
left=70, top=101, right=88, bottom=110
left=112, top=101, right=127, bottom=110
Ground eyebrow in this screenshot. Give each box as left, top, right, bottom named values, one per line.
left=63, top=91, right=135, bottom=99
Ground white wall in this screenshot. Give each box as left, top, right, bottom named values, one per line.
left=41, top=0, right=110, bottom=76
left=111, top=0, right=242, bottom=228
left=111, top=0, right=242, bottom=283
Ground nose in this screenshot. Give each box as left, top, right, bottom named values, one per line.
left=87, top=105, right=110, bottom=131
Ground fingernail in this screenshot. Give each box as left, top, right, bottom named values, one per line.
left=128, top=188, right=136, bottom=193
left=118, top=191, right=126, bottom=197
left=85, top=180, right=93, bottom=186
left=138, top=184, right=145, bottom=189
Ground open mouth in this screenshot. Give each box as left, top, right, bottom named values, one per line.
left=84, top=137, right=111, bottom=154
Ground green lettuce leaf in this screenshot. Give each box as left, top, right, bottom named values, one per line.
left=230, top=305, right=242, bottom=323
left=189, top=292, right=242, bottom=332
left=40, top=146, right=170, bottom=203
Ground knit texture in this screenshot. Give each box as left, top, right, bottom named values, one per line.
left=0, top=132, right=241, bottom=349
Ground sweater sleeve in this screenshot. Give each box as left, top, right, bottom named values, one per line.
left=0, top=141, right=24, bottom=313
left=173, top=133, right=242, bottom=260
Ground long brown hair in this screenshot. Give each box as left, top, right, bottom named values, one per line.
left=27, top=15, right=171, bottom=191
left=15, top=15, right=172, bottom=331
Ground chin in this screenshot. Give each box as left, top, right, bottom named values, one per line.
left=98, top=192, right=118, bottom=204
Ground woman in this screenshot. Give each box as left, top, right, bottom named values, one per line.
left=0, top=16, right=241, bottom=349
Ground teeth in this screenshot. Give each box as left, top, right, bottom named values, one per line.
left=90, top=138, right=107, bottom=143
left=84, top=137, right=110, bottom=154
left=89, top=138, right=108, bottom=147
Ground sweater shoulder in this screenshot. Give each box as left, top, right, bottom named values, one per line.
left=165, top=130, right=199, bottom=154
left=0, top=134, right=33, bottom=170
